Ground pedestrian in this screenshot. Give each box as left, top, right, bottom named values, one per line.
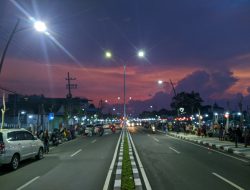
left=219, top=126, right=224, bottom=141
left=163, top=124, right=167, bottom=134
left=234, top=126, right=241, bottom=148
left=244, top=126, right=250, bottom=148
left=43, top=129, right=49, bottom=154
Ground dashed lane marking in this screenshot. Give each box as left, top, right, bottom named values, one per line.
left=17, top=176, right=40, bottom=190
left=70, top=149, right=82, bottom=157
left=169, top=147, right=180, bottom=154
left=212, top=172, right=245, bottom=190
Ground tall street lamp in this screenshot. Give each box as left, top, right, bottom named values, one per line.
left=0, top=19, right=47, bottom=75
left=105, top=50, right=145, bottom=126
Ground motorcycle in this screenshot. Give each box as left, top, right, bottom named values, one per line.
left=98, top=126, right=104, bottom=136
left=51, top=133, right=59, bottom=146
left=110, top=125, right=116, bottom=134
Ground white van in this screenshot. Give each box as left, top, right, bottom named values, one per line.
left=0, top=129, right=44, bottom=170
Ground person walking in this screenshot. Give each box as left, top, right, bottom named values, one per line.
left=219, top=126, right=224, bottom=141
left=43, top=129, right=50, bottom=154
left=244, top=126, right=249, bottom=148
left=234, top=126, right=241, bottom=148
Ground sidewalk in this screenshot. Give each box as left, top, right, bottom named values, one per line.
left=159, top=130, right=250, bottom=159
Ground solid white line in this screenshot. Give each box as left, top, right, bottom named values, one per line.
left=128, top=131, right=152, bottom=190
left=168, top=135, right=249, bottom=163
left=91, top=139, right=97, bottom=143
left=17, top=176, right=40, bottom=190
left=103, top=131, right=122, bottom=190
left=153, top=137, right=159, bottom=142
left=169, top=147, right=180, bottom=154
left=70, top=149, right=82, bottom=157
left=212, top=172, right=245, bottom=190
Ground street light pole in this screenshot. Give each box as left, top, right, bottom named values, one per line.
left=0, top=19, right=47, bottom=76
left=123, top=65, right=126, bottom=127
left=0, top=19, right=20, bottom=75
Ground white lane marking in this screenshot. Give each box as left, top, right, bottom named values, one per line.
left=169, top=147, right=180, bottom=154
left=91, top=139, right=97, bottom=143
left=147, top=134, right=150, bottom=136
left=70, top=149, right=82, bottom=157
left=128, top=131, right=152, bottom=190
left=212, top=172, right=245, bottom=190
left=17, top=176, right=40, bottom=190
left=168, top=135, right=249, bottom=163
left=103, top=131, right=122, bottom=190
left=153, top=137, right=159, bottom=142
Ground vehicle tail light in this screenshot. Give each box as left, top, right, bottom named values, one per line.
left=0, top=142, right=5, bottom=154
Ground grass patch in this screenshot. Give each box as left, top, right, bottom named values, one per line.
left=121, top=135, right=135, bottom=190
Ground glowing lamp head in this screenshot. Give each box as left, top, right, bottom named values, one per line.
left=158, top=80, right=163, bottom=85
left=34, top=21, right=47, bottom=32
left=105, top=51, right=112, bottom=58
left=138, top=50, right=145, bottom=58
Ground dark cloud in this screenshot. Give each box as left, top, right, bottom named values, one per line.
left=175, top=69, right=238, bottom=99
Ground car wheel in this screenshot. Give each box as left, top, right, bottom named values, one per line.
left=36, top=148, right=44, bottom=160
left=10, top=154, right=19, bottom=170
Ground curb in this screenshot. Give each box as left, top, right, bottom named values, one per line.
left=126, top=132, right=143, bottom=190
left=114, top=129, right=144, bottom=190
left=165, top=131, right=250, bottom=159
left=114, top=130, right=124, bottom=189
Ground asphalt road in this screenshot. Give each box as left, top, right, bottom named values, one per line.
left=0, top=130, right=120, bottom=190
left=129, top=126, right=250, bottom=190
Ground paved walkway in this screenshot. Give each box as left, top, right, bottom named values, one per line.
left=159, top=130, right=250, bottom=159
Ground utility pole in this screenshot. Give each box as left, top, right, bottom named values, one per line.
left=65, top=72, right=77, bottom=99
left=65, top=72, right=77, bottom=123
left=169, top=79, right=179, bottom=117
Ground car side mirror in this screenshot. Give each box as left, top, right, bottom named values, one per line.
left=33, top=136, right=38, bottom=140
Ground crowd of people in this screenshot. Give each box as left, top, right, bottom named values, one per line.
left=171, top=122, right=250, bottom=148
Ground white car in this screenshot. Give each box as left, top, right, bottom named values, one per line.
left=0, top=129, right=44, bottom=170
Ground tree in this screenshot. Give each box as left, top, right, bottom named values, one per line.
left=170, top=91, right=203, bottom=115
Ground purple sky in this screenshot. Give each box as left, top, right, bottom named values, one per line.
left=1, top=0, right=250, bottom=114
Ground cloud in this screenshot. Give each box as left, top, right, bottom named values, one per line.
left=175, top=69, right=238, bottom=99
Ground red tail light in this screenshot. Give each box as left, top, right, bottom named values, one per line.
left=0, top=143, right=5, bottom=154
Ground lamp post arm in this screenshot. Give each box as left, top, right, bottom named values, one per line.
left=0, top=19, right=20, bottom=75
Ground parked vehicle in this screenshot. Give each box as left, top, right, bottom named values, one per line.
left=0, top=129, right=44, bottom=170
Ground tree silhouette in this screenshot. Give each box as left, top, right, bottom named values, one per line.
left=170, top=91, right=203, bottom=115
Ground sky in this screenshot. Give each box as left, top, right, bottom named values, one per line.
left=0, top=0, right=250, bottom=114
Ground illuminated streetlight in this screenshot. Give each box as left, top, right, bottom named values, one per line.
left=105, top=51, right=112, bottom=59
left=158, top=80, right=163, bottom=85
left=33, top=21, right=47, bottom=32
left=0, top=18, right=48, bottom=75
left=138, top=50, right=145, bottom=58
left=104, top=50, right=145, bottom=126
